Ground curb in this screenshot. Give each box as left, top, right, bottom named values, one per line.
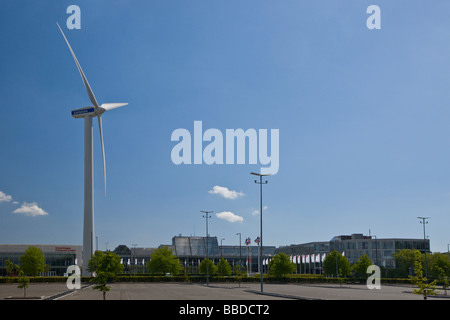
left=44, top=283, right=94, bottom=300
left=244, top=289, right=324, bottom=300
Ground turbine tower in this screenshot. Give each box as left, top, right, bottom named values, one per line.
left=57, top=23, right=127, bottom=276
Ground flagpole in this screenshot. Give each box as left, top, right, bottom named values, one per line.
left=245, top=237, right=251, bottom=276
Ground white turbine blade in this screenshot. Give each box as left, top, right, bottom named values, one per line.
left=100, top=103, right=128, bottom=111
left=57, top=22, right=100, bottom=108
left=97, top=115, right=106, bottom=196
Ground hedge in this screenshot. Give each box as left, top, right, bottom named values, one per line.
left=0, top=276, right=90, bottom=284
left=0, top=274, right=430, bottom=286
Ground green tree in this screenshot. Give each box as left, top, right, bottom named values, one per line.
left=5, top=259, right=20, bottom=277
left=268, top=252, right=295, bottom=277
left=233, top=264, right=246, bottom=287
left=351, top=254, right=372, bottom=278
left=199, top=259, right=218, bottom=275
left=409, top=250, right=438, bottom=299
left=393, top=249, right=417, bottom=277
left=434, top=266, right=449, bottom=296
left=17, top=270, right=30, bottom=298
left=146, top=246, right=182, bottom=275
left=88, top=250, right=124, bottom=300
left=429, top=252, right=450, bottom=295
left=217, top=258, right=232, bottom=276
left=113, top=244, right=131, bottom=255
left=429, top=252, right=450, bottom=277
left=20, top=246, right=46, bottom=276
left=323, top=250, right=351, bottom=277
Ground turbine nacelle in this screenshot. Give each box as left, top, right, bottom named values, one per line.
left=71, top=106, right=96, bottom=118
left=71, top=103, right=128, bottom=119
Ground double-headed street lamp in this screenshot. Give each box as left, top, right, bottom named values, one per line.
left=251, top=172, right=271, bottom=293
left=221, top=238, right=225, bottom=260
left=201, top=210, right=213, bottom=286
left=418, top=217, right=430, bottom=295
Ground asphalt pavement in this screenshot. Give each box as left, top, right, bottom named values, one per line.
left=1, top=281, right=449, bottom=300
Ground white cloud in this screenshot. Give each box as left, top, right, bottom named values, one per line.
left=208, top=186, right=245, bottom=200
left=216, top=211, right=244, bottom=223
left=0, top=190, right=48, bottom=217
left=13, top=202, right=49, bottom=217
left=0, top=191, right=13, bottom=203
left=252, top=206, right=268, bottom=215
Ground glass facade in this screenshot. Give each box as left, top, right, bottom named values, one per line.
left=329, top=234, right=429, bottom=267
left=168, top=236, right=275, bottom=273
left=172, top=236, right=221, bottom=257
left=0, top=245, right=82, bottom=276
left=278, top=233, right=430, bottom=270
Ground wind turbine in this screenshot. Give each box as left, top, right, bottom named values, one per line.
left=57, top=23, right=127, bottom=276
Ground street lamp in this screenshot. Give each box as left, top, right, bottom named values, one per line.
left=132, top=244, right=137, bottom=275
left=236, top=233, right=242, bottom=267
left=251, top=172, right=270, bottom=293
left=418, top=217, right=430, bottom=299
left=201, top=210, right=213, bottom=286
left=221, top=238, right=225, bottom=260
left=372, top=235, right=378, bottom=266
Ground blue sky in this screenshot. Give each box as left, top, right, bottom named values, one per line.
left=1, top=1, right=450, bottom=253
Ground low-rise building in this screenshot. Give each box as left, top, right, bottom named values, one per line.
left=0, top=244, right=81, bottom=276
left=277, top=233, right=429, bottom=271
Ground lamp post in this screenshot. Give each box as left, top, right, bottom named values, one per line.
left=418, top=217, right=430, bottom=299
left=373, top=235, right=378, bottom=266
left=221, top=238, right=225, bottom=260
left=251, top=172, right=270, bottom=293
left=201, top=210, right=213, bottom=286
left=132, top=244, right=137, bottom=275
left=236, top=233, right=242, bottom=267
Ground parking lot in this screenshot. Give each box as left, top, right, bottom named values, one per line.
left=1, top=281, right=448, bottom=300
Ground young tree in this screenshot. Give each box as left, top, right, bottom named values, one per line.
left=393, top=249, right=417, bottom=277
left=434, top=266, right=449, bottom=296
left=88, top=250, right=124, bottom=300
left=199, top=259, right=218, bottom=275
left=217, top=258, right=232, bottom=276
left=20, top=246, right=46, bottom=276
left=17, top=270, right=30, bottom=298
left=351, top=254, right=373, bottom=278
left=5, top=259, right=20, bottom=277
left=233, top=264, right=246, bottom=287
left=429, top=252, right=450, bottom=295
left=409, top=250, right=438, bottom=299
left=268, top=252, right=295, bottom=277
left=146, top=246, right=182, bottom=275
left=323, top=250, right=351, bottom=277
